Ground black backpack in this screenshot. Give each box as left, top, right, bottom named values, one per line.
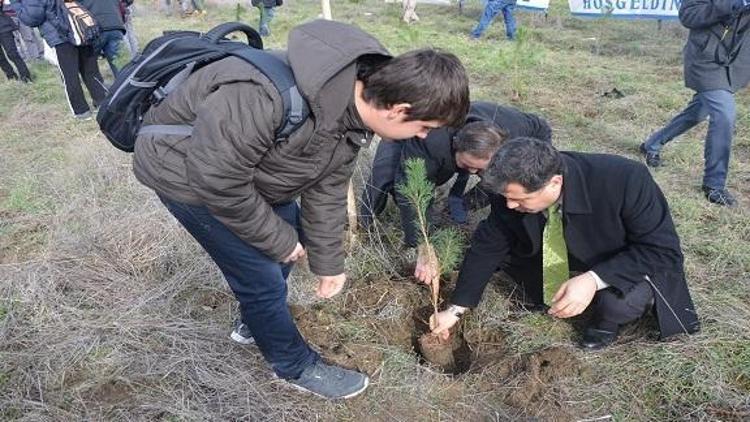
left=97, top=22, right=309, bottom=152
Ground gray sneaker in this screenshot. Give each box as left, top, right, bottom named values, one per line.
left=287, top=360, right=369, bottom=400
left=74, top=110, right=93, bottom=121
left=230, top=319, right=255, bottom=345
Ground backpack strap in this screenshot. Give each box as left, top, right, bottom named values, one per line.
left=229, top=48, right=309, bottom=139
left=136, top=23, right=309, bottom=142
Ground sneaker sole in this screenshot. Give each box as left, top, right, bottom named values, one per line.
left=230, top=331, right=256, bottom=345
left=287, top=375, right=370, bottom=400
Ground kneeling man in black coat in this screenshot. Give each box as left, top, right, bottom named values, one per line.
left=423, top=138, right=700, bottom=349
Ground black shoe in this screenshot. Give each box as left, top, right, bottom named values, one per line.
left=702, top=186, right=737, bottom=207
left=579, top=326, right=619, bottom=350
left=639, top=143, right=662, bottom=168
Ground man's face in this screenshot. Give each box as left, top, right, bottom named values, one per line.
left=365, top=104, right=443, bottom=140
left=455, top=152, right=491, bottom=174
left=501, top=175, right=563, bottom=213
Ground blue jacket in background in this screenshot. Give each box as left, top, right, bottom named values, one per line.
left=12, top=0, right=71, bottom=47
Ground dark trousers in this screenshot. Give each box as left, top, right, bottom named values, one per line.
left=158, top=195, right=319, bottom=379
left=503, top=256, right=654, bottom=329
left=0, top=31, right=31, bottom=81
left=54, top=42, right=107, bottom=115
left=359, top=140, right=403, bottom=229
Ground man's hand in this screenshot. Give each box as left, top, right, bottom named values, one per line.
left=317, top=273, right=346, bottom=298
left=414, top=244, right=439, bottom=284
left=548, top=272, right=597, bottom=319
left=429, top=309, right=460, bottom=341
left=282, top=242, right=306, bottom=263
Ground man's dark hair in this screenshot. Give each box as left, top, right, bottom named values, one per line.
left=483, top=137, right=563, bottom=193
left=360, top=48, right=470, bottom=127
left=453, top=121, right=508, bottom=159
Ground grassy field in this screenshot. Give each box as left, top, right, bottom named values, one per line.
left=1, top=0, right=749, bottom=420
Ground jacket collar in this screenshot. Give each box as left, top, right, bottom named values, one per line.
left=560, top=153, right=592, bottom=215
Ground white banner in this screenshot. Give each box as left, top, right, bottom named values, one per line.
left=516, top=0, right=551, bottom=12
left=568, top=0, right=680, bottom=19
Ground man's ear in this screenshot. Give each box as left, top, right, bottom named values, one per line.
left=386, top=103, right=412, bottom=120
left=549, top=174, right=563, bottom=188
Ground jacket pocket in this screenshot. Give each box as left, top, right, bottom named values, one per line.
left=688, top=30, right=711, bottom=53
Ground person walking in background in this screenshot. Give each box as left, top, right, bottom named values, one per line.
left=3, top=0, right=43, bottom=60
left=640, top=0, right=749, bottom=207
left=79, top=0, right=126, bottom=76
left=0, top=0, right=32, bottom=82
left=470, top=0, right=517, bottom=40
left=251, top=0, right=280, bottom=37
left=121, top=0, right=138, bottom=60
left=12, top=0, right=107, bottom=119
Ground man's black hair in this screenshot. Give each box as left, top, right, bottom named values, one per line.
left=360, top=48, right=470, bottom=127
left=453, top=121, right=508, bottom=158
left=483, top=137, right=563, bottom=193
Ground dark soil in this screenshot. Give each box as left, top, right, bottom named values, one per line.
left=291, top=276, right=582, bottom=416
left=412, top=305, right=471, bottom=374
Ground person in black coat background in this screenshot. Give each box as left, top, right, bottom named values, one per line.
left=424, top=139, right=700, bottom=350
left=0, top=0, right=31, bottom=82
left=359, top=101, right=551, bottom=248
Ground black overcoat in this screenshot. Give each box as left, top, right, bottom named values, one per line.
left=451, top=152, right=700, bottom=339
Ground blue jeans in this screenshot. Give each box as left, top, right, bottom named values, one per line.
left=471, top=0, right=517, bottom=40
left=644, top=89, right=735, bottom=190
left=158, top=195, right=319, bottom=379
left=96, top=30, right=124, bottom=76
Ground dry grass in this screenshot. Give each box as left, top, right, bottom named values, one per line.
left=1, top=0, right=749, bottom=420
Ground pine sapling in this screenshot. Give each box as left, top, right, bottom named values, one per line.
left=397, top=159, right=465, bottom=325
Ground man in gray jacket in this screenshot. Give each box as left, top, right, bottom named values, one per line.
left=641, top=0, right=750, bottom=207
left=133, top=19, right=469, bottom=399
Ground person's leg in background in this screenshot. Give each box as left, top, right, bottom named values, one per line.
left=191, top=0, right=205, bottom=13
left=470, top=0, right=503, bottom=39
left=123, top=5, right=139, bottom=60
left=54, top=42, right=92, bottom=117
left=358, top=141, right=403, bottom=231
left=0, top=30, right=32, bottom=82
left=698, top=89, right=737, bottom=206
left=501, top=2, right=517, bottom=40
left=641, top=94, right=707, bottom=167
left=76, top=44, right=107, bottom=109
left=258, top=5, right=275, bottom=37
left=0, top=32, right=19, bottom=80
left=96, top=30, right=124, bottom=76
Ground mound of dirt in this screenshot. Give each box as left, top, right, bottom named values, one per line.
left=504, top=346, right=582, bottom=409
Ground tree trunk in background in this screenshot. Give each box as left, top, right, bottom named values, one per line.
left=321, top=0, right=332, bottom=19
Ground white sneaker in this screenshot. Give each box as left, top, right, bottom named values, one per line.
left=230, top=319, right=255, bottom=345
